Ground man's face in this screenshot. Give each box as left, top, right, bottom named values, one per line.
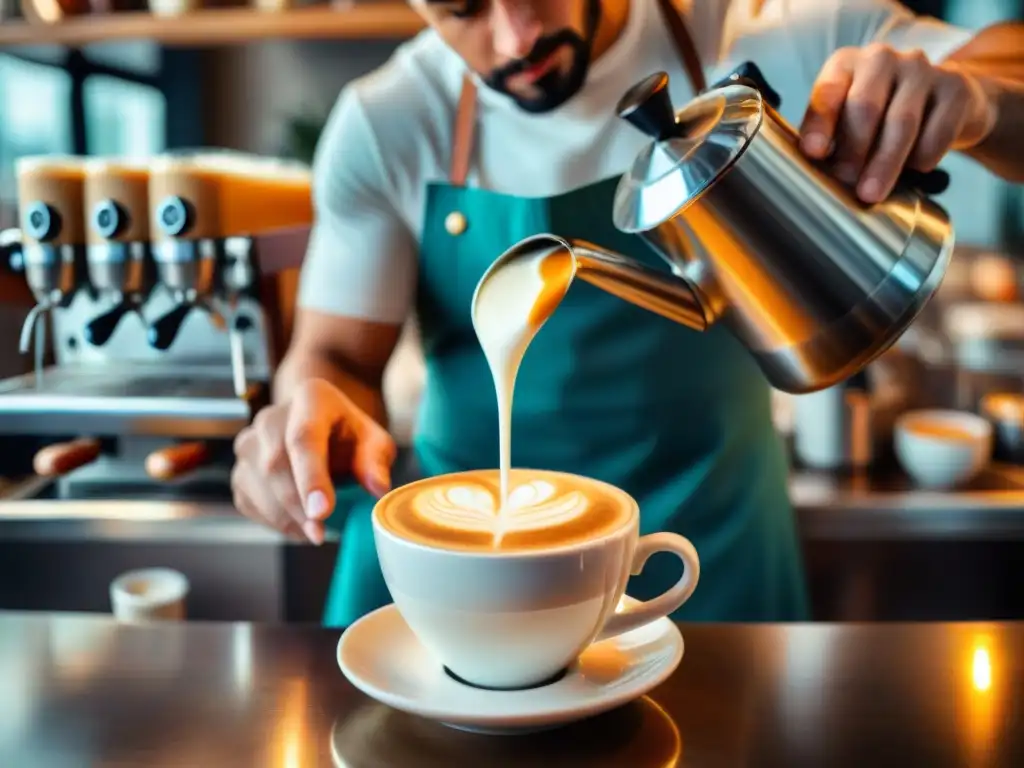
left=411, top=1, right=602, bottom=113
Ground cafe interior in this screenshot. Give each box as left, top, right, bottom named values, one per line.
left=0, top=0, right=1022, bottom=764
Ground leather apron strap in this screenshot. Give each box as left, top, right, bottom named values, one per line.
left=449, top=72, right=480, bottom=187
left=448, top=0, right=706, bottom=186
left=660, top=0, right=706, bottom=92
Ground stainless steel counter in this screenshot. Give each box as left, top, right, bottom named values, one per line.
left=1, top=610, right=1022, bottom=767
left=0, top=498, right=291, bottom=543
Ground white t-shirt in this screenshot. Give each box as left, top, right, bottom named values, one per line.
left=298, top=0, right=972, bottom=323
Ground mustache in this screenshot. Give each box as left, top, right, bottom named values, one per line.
left=484, top=29, right=582, bottom=85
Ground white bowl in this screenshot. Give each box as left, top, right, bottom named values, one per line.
left=894, top=410, right=992, bottom=490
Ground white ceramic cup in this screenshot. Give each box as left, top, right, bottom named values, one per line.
left=373, top=473, right=700, bottom=690
left=109, top=568, right=190, bottom=623
left=894, top=409, right=993, bottom=489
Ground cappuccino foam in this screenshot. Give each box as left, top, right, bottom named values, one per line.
left=376, top=469, right=633, bottom=553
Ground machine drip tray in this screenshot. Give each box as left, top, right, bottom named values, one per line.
left=0, top=364, right=265, bottom=438
left=25, top=478, right=235, bottom=504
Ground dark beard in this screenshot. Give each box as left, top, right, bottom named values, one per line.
left=482, top=0, right=602, bottom=114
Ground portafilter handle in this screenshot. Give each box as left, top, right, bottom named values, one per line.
left=147, top=302, right=193, bottom=351
left=84, top=300, right=140, bottom=348
left=147, top=297, right=226, bottom=352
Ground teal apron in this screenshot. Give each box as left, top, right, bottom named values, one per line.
left=323, top=0, right=810, bottom=628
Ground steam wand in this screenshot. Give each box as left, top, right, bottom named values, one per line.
left=3, top=229, right=48, bottom=384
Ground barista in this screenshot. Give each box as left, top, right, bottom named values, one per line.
left=231, top=0, right=1024, bottom=627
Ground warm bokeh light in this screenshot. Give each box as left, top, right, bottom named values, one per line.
left=232, top=625, right=254, bottom=700
left=642, top=695, right=684, bottom=768
left=27, top=0, right=64, bottom=24
left=274, top=678, right=310, bottom=768
left=972, top=646, right=992, bottom=693
left=961, top=631, right=1005, bottom=767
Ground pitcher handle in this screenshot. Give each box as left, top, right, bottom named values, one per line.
left=712, top=61, right=951, bottom=198
left=896, top=168, right=950, bottom=196
left=709, top=61, right=782, bottom=109
left=596, top=532, right=700, bottom=642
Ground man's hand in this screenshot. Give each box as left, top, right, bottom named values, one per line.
left=800, top=43, right=997, bottom=204
left=231, top=378, right=397, bottom=545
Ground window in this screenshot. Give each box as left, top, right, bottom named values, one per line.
left=0, top=42, right=183, bottom=228
left=81, top=41, right=167, bottom=158
left=0, top=54, right=73, bottom=213
left=83, top=75, right=166, bottom=157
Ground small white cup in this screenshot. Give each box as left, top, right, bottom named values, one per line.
left=110, top=568, right=190, bottom=623
left=894, top=409, right=992, bottom=489
left=373, top=473, right=700, bottom=690
left=147, top=0, right=198, bottom=16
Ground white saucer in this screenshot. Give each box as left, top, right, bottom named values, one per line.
left=337, top=597, right=684, bottom=735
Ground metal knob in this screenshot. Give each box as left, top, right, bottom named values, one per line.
left=23, top=202, right=61, bottom=242
left=156, top=196, right=194, bottom=238
left=616, top=71, right=678, bottom=141
left=92, top=199, right=128, bottom=240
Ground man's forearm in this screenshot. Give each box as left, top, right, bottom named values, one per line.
left=949, top=22, right=1024, bottom=182
left=273, top=351, right=390, bottom=429
left=963, top=75, right=1024, bottom=182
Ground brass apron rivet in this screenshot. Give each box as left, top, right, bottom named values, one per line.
left=445, top=211, right=468, bottom=236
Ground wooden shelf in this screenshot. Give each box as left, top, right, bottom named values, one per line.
left=0, top=4, right=425, bottom=47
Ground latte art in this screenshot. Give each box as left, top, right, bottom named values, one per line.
left=415, top=479, right=589, bottom=548
left=377, top=242, right=629, bottom=555
left=376, top=469, right=633, bottom=553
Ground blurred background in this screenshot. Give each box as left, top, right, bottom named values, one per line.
left=0, top=0, right=1021, bottom=375
left=0, top=2, right=1019, bottom=230
left=0, top=0, right=1021, bottom=627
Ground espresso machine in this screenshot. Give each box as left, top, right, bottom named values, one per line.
left=0, top=151, right=312, bottom=500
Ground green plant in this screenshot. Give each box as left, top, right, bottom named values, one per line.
left=281, top=111, right=328, bottom=165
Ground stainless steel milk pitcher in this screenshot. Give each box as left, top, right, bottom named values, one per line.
left=486, top=62, right=956, bottom=395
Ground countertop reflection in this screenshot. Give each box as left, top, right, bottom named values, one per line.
left=0, top=612, right=1021, bottom=767
left=793, top=463, right=1024, bottom=540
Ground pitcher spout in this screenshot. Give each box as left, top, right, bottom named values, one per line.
left=479, top=234, right=709, bottom=333
left=571, top=239, right=709, bottom=332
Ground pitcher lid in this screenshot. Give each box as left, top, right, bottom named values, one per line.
left=612, top=71, right=764, bottom=234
